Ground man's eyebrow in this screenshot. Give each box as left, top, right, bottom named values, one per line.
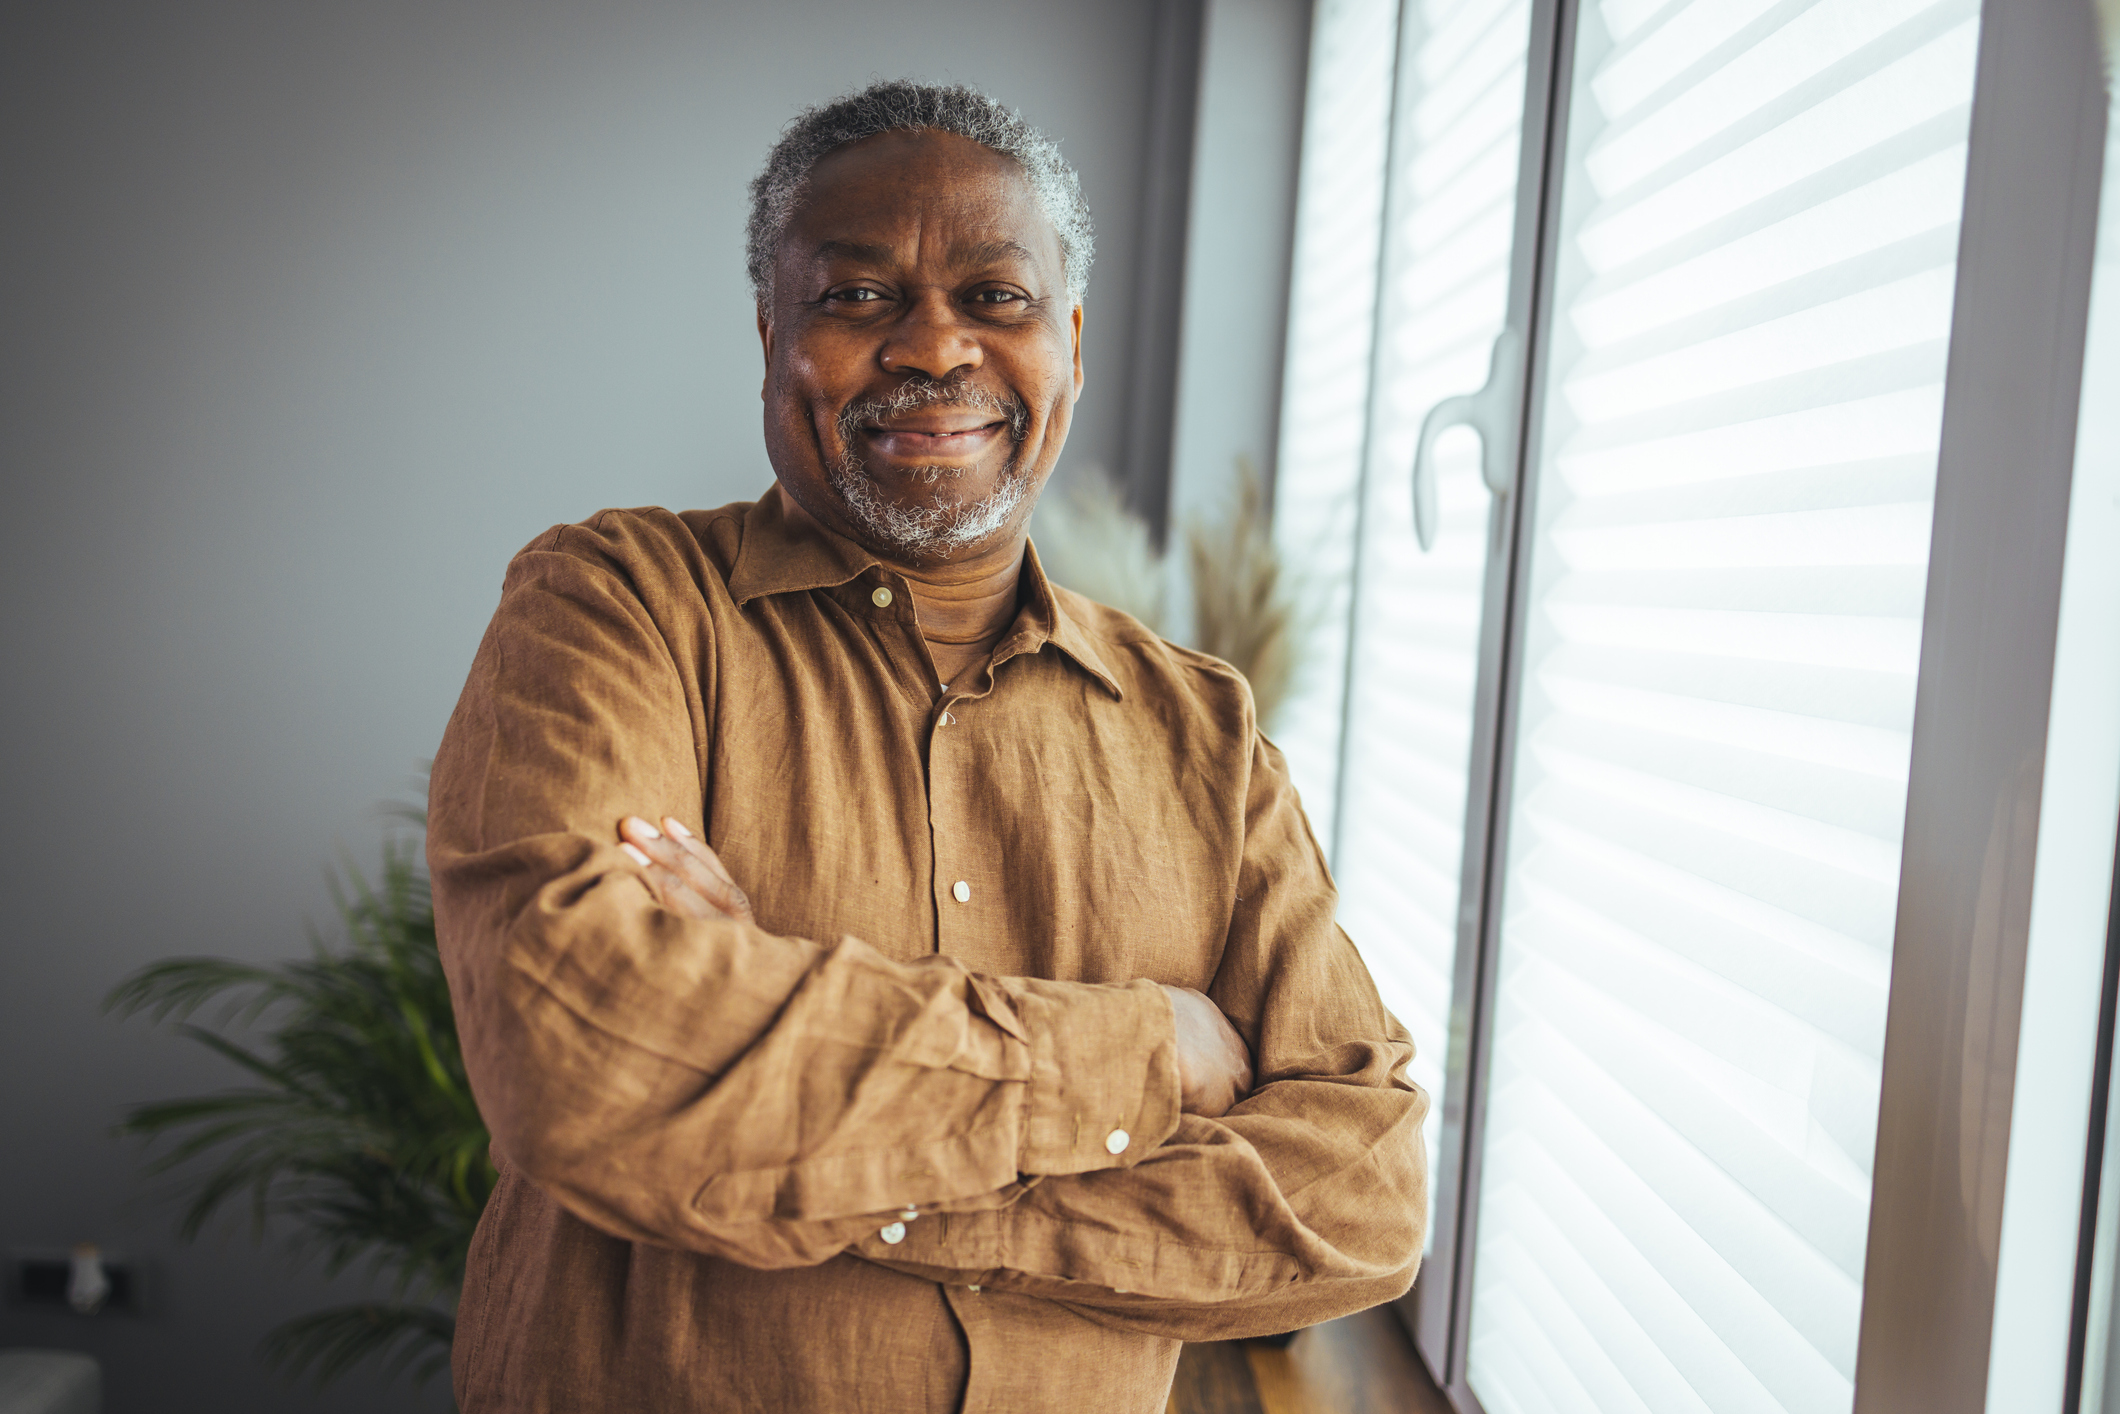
left=810, top=240, right=896, bottom=264
left=957, top=239, right=1037, bottom=266
left=807, top=237, right=1040, bottom=268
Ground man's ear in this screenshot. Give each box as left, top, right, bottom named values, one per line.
left=1071, top=303, right=1086, bottom=400
left=750, top=305, right=775, bottom=398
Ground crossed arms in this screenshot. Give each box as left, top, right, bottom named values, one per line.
left=426, top=529, right=1428, bottom=1341
left=615, top=812, right=1256, bottom=1119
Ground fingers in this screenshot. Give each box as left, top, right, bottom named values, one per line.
left=618, top=833, right=718, bottom=920
left=1219, top=1048, right=1256, bottom=1116
left=1163, top=984, right=1255, bottom=1119
left=663, top=817, right=755, bottom=921
left=1197, top=1042, right=1252, bottom=1118
left=661, top=818, right=748, bottom=897
left=616, top=816, right=754, bottom=922
left=1216, top=1006, right=1254, bottom=1095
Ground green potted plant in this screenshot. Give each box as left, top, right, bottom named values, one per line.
left=107, top=821, right=490, bottom=1394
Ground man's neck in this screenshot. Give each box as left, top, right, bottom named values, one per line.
left=896, top=548, right=1024, bottom=646
left=780, top=490, right=1026, bottom=667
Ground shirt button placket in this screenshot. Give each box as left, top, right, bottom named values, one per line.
left=928, top=697, right=973, bottom=955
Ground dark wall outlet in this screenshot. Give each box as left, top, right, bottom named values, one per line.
left=8, top=1253, right=140, bottom=1314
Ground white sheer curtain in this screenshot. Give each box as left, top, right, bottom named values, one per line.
left=1465, top=1, right=1981, bottom=1410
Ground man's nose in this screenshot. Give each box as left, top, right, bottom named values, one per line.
left=877, top=290, right=982, bottom=381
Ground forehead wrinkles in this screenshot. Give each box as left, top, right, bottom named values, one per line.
left=811, top=215, right=1048, bottom=277
left=789, top=151, right=1060, bottom=282
left=893, top=215, right=1052, bottom=282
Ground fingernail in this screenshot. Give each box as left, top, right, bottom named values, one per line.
left=625, top=816, right=661, bottom=839
left=620, top=843, right=653, bottom=867
left=665, top=819, right=694, bottom=839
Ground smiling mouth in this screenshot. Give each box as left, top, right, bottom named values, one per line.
left=860, top=418, right=1008, bottom=460
left=834, top=375, right=1030, bottom=471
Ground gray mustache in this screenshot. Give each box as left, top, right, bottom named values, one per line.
left=835, top=377, right=1030, bottom=457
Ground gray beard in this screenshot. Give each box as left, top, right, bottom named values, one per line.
left=828, top=455, right=1033, bottom=560
left=826, top=378, right=1033, bottom=559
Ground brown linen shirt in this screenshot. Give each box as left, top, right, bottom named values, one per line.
left=428, top=488, right=1428, bottom=1414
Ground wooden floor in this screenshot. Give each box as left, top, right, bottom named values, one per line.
left=1166, top=1306, right=1454, bottom=1414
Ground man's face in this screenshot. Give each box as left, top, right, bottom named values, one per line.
left=759, top=130, right=1084, bottom=565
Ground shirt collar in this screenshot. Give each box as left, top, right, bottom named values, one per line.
left=1015, top=538, right=1123, bottom=699
left=727, top=484, right=880, bottom=605
left=728, top=483, right=1124, bottom=700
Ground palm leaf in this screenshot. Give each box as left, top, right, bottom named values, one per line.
left=105, top=958, right=300, bottom=1028
left=260, top=1302, right=456, bottom=1388
left=109, top=821, right=491, bottom=1394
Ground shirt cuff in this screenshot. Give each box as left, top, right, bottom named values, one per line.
left=1006, top=977, right=1181, bottom=1176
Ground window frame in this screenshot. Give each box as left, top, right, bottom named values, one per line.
left=1386, top=0, right=1570, bottom=1383
left=1850, top=0, right=2109, bottom=1408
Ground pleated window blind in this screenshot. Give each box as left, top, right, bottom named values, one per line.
left=1271, top=0, right=1400, bottom=838
left=1464, top=1, right=1981, bottom=1411
left=1274, top=0, right=1536, bottom=1242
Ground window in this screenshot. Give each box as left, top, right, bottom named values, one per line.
left=1270, top=0, right=2114, bottom=1409
left=1467, top=4, right=1978, bottom=1410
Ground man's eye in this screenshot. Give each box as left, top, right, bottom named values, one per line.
left=970, top=290, right=1025, bottom=305
left=830, top=288, right=885, bottom=304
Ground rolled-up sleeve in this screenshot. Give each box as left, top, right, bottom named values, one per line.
left=429, top=531, right=1183, bottom=1270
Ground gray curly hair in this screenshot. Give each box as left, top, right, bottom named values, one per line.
left=746, top=80, right=1094, bottom=308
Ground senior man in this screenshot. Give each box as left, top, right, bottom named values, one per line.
left=428, top=80, right=1427, bottom=1414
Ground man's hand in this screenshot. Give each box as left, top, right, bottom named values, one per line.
left=617, top=816, right=754, bottom=923
left=1161, top=984, right=1253, bottom=1119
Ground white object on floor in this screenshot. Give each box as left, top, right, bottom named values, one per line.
left=0, top=1351, right=101, bottom=1414
left=65, top=1248, right=108, bottom=1317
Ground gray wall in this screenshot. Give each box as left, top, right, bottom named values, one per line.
left=0, top=3, right=1161, bottom=1409
left=1164, top=0, right=1310, bottom=644
left=1167, top=0, right=1308, bottom=534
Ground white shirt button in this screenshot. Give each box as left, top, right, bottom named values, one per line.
left=951, top=880, right=971, bottom=903
left=872, top=587, right=894, bottom=607
left=1105, top=1128, right=1130, bottom=1156
left=879, top=1221, right=906, bottom=1245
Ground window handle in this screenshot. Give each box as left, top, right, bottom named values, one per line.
left=1411, top=326, right=1523, bottom=551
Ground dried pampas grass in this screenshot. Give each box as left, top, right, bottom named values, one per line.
left=1185, top=460, right=1299, bottom=731
left=1030, top=468, right=1169, bottom=630
left=1032, top=461, right=1306, bottom=733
